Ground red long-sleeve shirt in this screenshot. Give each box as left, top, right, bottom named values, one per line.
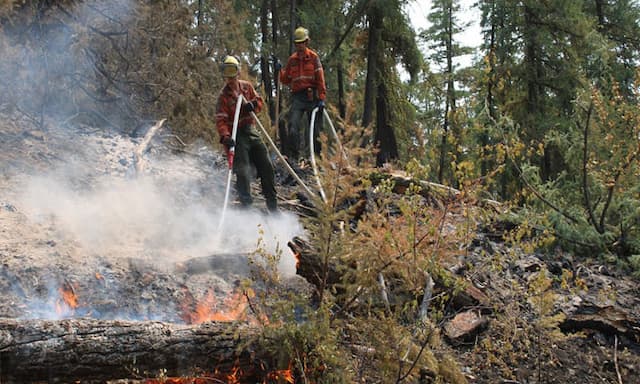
left=215, top=80, right=263, bottom=141
left=279, top=47, right=326, bottom=101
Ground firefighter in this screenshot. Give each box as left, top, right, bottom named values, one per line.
left=277, top=26, right=327, bottom=162
left=215, top=55, right=278, bottom=212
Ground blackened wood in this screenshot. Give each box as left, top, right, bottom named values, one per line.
left=289, top=236, right=341, bottom=295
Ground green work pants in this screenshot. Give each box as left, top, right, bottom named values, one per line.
left=233, top=125, right=277, bottom=211
left=286, top=91, right=323, bottom=160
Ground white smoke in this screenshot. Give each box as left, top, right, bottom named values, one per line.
left=16, top=129, right=303, bottom=278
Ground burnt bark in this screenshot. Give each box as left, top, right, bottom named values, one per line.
left=0, top=318, right=259, bottom=383
left=361, top=5, right=382, bottom=130
left=289, top=236, right=341, bottom=296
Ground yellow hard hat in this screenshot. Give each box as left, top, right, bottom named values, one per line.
left=294, top=27, right=309, bottom=43
left=221, top=55, right=240, bottom=78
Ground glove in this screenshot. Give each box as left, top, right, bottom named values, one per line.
left=221, top=136, right=235, bottom=148
left=317, top=100, right=325, bottom=113
left=273, top=57, right=282, bottom=72
left=241, top=100, right=256, bottom=114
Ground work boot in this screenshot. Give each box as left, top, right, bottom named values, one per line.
left=266, top=199, right=278, bottom=214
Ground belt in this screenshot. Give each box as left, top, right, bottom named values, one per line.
left=293, top=87, right=316, bottom=95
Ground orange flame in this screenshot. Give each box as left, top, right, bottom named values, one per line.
left=266, top=368, right=295, bottom=383
left=293, top=252, right=301, bottom=270
left=55, top=284, right=78, bottom=316
left=224, top=364, right=242, bottom=384
left=143, top=378, right=214, bottom=384
left=142, top=362, right=295, bottom=383
left=187, top=290, right=248, bottom=324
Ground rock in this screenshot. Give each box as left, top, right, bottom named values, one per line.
left=444, top=310, right=488, bottom=343
left=515, top=255, right=543, bottom=273
left=2, top=203, right=16, bottom=212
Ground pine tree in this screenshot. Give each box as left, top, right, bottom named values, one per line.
left=360, top=0, right=422, bottom=167
left=422, top=0, right=471, bottom=184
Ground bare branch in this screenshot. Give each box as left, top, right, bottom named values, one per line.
left=580, top=103, right=603, bottom=233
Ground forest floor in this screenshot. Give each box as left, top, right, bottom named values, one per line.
left=0, top=108, right=638, bottom=383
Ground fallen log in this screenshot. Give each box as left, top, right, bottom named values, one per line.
left=560, top=304, right=640, bottom=346
left=0, top=318, right=259, bottom=383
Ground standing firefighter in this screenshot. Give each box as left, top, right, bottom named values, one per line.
left=216, top=55, right=278, bottom=213
left=278, top=26, right=327, bottom=162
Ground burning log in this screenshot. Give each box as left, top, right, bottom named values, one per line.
left=0, top=318, right=260, bottom=383
left=288, top=236, right=341, bottom=296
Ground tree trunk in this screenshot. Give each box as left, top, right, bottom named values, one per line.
left=361, top=5, right=381, bottom=130
left=374, top=80, right=399, bottom=166
left=334, top=18, right=346, bottom=119
left=260, top=0, right=274, bottom=126
left=289, top=0, right=297, bottom=55
left=594, top=0, right=606, bottom=27
left=438, top=94, right=450, bottom=184
left=0, top=318, right=259, bottom=383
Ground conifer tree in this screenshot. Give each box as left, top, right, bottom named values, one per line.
left=360, top=0, right=422, bottom=166
left=422, top=0, right=471, bottom=184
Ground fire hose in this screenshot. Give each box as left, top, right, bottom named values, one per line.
left=308, top=107, right=349, bottom=204
left=217, top=94, right=243, bottom=231
left=308, top=107, right=327, bottom=203
left=250, top=111, right=316, bottom=199
left=218, top=97, right=343, bottom=228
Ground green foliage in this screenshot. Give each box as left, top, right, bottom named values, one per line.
left=496, top=73, right=640, bottom=260
left=629, top=255, right=640, bottom=278
left=239, top=119, right=479, bottom=382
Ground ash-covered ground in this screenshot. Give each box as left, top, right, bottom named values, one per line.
left=0, top=110, right=304, bottom=323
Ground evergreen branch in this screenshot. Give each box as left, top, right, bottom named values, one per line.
left=493, top=113, right=581, bottom=225
left=55, top=3, right=128, bottom=38
left=331, top=196, right=450, bottom=321
left=600, top=149, right=639, bottom=233
left=477, top=103, right=598, bottom=249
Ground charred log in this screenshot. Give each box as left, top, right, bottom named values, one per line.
left=288, top=236, right=341, bottom=297
left=560, top=304, right=640, bottom=347
left=0, top=318, right=260, bottom=383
